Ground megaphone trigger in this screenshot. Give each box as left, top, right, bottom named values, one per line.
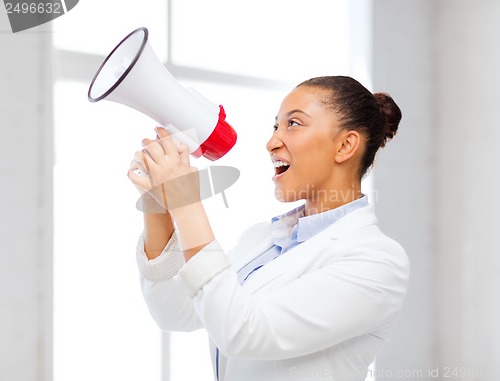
left=132, top=168, right=148, bottom=177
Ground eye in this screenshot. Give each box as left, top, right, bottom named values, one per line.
left=273, top=119, right=301, bottom=131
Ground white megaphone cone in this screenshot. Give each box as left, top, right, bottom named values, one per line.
left=88, top=27, right=237, bottom=161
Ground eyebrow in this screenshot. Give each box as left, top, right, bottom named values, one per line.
left=275, top=109, right=312, bottom=122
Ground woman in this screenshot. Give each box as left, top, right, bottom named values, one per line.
left=128, top=76, right=410, bottom=381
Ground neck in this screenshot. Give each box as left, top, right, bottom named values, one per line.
left=304, top=183, right=362, bottom=216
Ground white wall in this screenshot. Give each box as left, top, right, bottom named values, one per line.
left=373, top=0, right=499, bottom=379
left=0, top=13, right=53, bottom=381
left=435, top=0, right=500, bottom=376
left=371, top=0, right=435, bottom=376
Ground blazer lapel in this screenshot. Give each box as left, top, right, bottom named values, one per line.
left=228, top=222, right=275, bottom=272
left=323, top=205, right=378, bottom=239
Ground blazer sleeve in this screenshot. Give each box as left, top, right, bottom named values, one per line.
left=136, top=231, right=203, bottom=332
left=176, top=230, right=410, bottom=361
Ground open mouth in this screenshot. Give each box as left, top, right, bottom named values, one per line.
left=273, top=160, right=290, bottom=176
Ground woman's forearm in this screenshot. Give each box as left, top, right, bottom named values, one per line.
left=170, top=201, right=215, bottom=262
left=143, top=212, right=175, bottom=260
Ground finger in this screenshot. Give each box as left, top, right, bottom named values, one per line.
left=127, top=168, right=153, bottom=190
left=135, top=150, right=156, bottom=184
left=178, top=143, right=190, bottom=167
left=155, top=127, right=179, bottom=157
left=133, top=150, right=152, bottom=171
left=142, top=137, right=154, bottom=146
left=155, top=126, right=170, bottom=139
left=142, top=138, right=166, bottom=163
left=129, top=159, right=148, bottom=174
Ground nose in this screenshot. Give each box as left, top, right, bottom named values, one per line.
left=266, top=128, right=284, bottom=153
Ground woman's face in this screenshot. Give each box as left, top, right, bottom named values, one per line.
left=266, top=86, right=344, bottom=203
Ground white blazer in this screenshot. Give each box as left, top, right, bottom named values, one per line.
left=137, top=205, right=410, bottom=381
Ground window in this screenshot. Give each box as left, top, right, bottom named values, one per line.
left=53, top=1, right=373, bottom=380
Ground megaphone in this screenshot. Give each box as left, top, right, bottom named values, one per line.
left=88, top=27, right=237, bottom=161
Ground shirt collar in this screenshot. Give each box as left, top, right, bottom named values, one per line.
left=270, top=195, right=369, bottom=246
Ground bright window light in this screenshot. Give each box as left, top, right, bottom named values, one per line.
left=171, top=0, right=350, bottom=82
left=52, top=0, right=168, bottom=60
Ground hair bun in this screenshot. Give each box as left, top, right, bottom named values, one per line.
left=373, top=92, right=402, bottom=147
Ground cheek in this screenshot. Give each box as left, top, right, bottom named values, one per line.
left=295, top=147, right=333, bottom=176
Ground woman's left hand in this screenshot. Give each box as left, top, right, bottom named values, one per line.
left=128, top=127, right=201, bottom=211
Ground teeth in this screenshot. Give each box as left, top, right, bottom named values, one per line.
left=273, top=160, right=290, bottom=168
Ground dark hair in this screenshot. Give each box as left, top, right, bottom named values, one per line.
left=297, top=76, right=402, bottom=178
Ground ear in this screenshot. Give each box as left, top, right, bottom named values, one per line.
left=334, top=130, right=360, bottom=164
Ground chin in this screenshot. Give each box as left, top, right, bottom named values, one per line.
left=273, top=186, right=301, bottom=203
